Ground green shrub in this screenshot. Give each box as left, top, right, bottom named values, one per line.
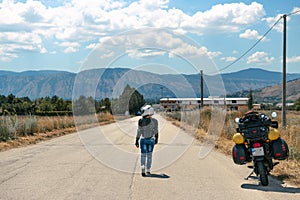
left=0, top=116, right=18, bottom=141
left=0, top=119, right=11, bottom=141
left=18, top=115, right=38, bottom=136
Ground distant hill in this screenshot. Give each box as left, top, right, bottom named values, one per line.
left=229, top=78, right=300, bottom=103
left=221, top=68, right=300, bottom=81
left=185, top=68, right=300, bottom=99
left=220, top=68, right=300, bottom=94
left=0, top=70, right=75, bottom=99
left=0, top=68, right=299, bottom=101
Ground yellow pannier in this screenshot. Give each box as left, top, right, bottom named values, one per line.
left=233, top=133, right=245, bottom=144
left=268, top=128, right=280, bottom=141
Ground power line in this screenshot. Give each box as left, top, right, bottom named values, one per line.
left=287, top=9, right=300, bottom=16
left=218, top=16, right=283, bottom=72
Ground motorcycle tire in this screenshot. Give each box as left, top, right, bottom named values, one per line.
left=257, top=161, right=269, bottom=186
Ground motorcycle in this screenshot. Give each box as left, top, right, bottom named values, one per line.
left=232, top=111, right=289, bottom=186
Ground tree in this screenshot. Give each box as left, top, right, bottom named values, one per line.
left=73, top=95, right=95, bottom=115
left=247, top=90, right=253, bottom=110
left=129, top=90, right=145, bottom=114
left=7, top=94, right=16, bottom=104
left=38, top=100, right=53, bottom=112
left=51, top=95, right=59, bottom=104
left=0, top=94, right=73, bottom=116
left=96, top=98, right=111, bottom=113
left=112, top=85, right=145, bottom=115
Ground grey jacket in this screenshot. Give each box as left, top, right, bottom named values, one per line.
left=136, top=117, right=158, bottom=139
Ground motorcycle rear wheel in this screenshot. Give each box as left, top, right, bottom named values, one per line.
left=257, top=161, right=269, bottom=186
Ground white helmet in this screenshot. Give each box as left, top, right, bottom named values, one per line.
left=141, top=105, right=154, bottom=117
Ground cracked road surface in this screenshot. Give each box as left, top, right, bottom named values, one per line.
left=0, top=115, right=299, bottom=200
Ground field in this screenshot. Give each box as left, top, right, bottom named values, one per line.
left=166, top=108, right=300, bottom=186
left=0, top=113, right=114, bottom=151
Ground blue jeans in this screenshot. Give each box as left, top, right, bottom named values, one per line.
left=140, top=138, right=155, bottom=171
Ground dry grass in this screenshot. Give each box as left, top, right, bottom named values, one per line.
left=0, top=112, right=114, bottom=151
left=270, top=111, right=300, bottom=186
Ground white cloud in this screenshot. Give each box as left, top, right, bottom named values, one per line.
left=71, top=0, right=125, bottom=11
left=126, top=49, right=166, bottom=59
left=55, top=41, right=80, bottom=53
left=100, top=51, right=115, bottom=59
left=247, top=51, right=275, bottom=65
left=263, top=14, right=283, bottom=33
left=239, top=29, right=266, bottom=41
left=0, top=0, right=26, bottom=25
left=0, top=46, right=18, bottom=62
left=0, top=0, right=266, bottom=62
left=0, top=0, right=266, bottom=38
left=0, top=31, right=41, bottom=45
left=63, top=47, right=77, bottom=53
left=207, top=50, right=222, bottom=58
left=0, top=31, right=46, bottom=61
left=263, top=10, right=294, bottom=33
left=292, top=7, right=300, bottom=15
left=263, top=6, right=299, bottom=34
left=97, top=30, right=221, bottom=60
left=287, top=56, right=300, bottom=63
left=40, top=47, right=48, bottom=54
left=181, top=2, right=265, bottom=34
left=169, top=44, right=221, bottom=58
left=221, top=56, right=236, bottom=62
left=0, top=0, right=50, bottom=60
left=58, top=42, right=80, bottom=48
left=86, top=43, right=98, bottom=49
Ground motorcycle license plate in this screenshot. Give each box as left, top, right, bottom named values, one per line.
left=252, top=147, right=264, bottom=156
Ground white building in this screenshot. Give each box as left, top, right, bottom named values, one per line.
left=160, top=97, right=249, bottom=111
left=276, top=102, right=294, bottom=108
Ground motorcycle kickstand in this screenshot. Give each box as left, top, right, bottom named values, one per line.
left=244, top=169, right=254, bottom=180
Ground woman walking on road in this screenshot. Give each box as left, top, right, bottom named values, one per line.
left=135, top=105, right=158, bottom=177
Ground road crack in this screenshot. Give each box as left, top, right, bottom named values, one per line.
left=0, top=161, right=30, bottom=185
left=129, top=155, right=139, bottom=200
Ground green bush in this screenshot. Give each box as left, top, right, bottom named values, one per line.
left=18, top=115, right=38, bottom=136
left=0, top=116, right=18, bottom=141
left=0, top=119, right=11, bottom=141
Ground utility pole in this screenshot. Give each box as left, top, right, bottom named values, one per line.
left=200, top=70, right=204, bottom=109
left=282, top=14, right=287, bottom=130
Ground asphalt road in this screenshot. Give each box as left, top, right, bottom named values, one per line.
left=0, top=115, right=299, bottom=200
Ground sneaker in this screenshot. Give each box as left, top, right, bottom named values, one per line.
left=141, top=165, right=146, bottom=177
left=146, top=169, right=151, bottom=176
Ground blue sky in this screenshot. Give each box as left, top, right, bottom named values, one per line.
left=0, top=0, right=299, bottom=75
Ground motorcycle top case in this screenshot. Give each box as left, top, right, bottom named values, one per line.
left=232, top=144, right=247, bottom=165
left=272, top=138, right=289, bottom=160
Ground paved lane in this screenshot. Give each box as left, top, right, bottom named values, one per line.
left=0, top=115, right=299, bottom=199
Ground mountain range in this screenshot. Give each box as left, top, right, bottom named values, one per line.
left=230, top=77, right=300, bottom=103
left=0, top=68, right=300, bottom=103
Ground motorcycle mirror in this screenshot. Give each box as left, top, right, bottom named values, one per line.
left=271, top=112, right=277, bottom=118
left=235, top=118, right=240, bottom=123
